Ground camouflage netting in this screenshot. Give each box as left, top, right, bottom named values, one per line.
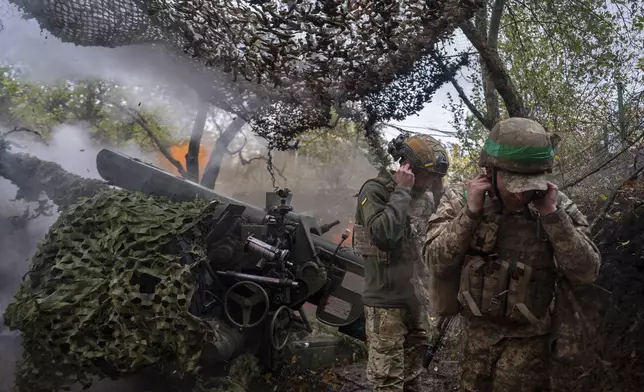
left=148, top=0, right=479, bottom=104
left=3, top=188, right=222, bottom=392
left=9, top=0, right=164, bottom=47
left=8, top=0, right=478, bottom=102
left=7, top=0, right=480, bottom=148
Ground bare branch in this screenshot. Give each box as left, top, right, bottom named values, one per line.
left=201, top=116, right=247, bottom=189
left=109, top=100, right=187, bottom=177
left=185, top=101, right=209, bottom=182
left=235, top=148, right=287, bottom=182
left=485, top=0, right=505, bottom=124
left=488, top=0, right=506, bottom=48
left=4, top=126, right=45, bottom=141
left=228, top=138, right=286, bottom=181
left=475, top=1, right=488, bottom=37
left=474, top=0, right=501, bottom=126
left=561, top=132, right=644, bottom=190
left=590, top=164, right=644, bottom=234
left=212, top=121, right=224, bottom=137
left=430, top=52, right=493, bottom=129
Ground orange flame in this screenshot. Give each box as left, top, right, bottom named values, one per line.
left=156, top=143, right=214, bottom=179
left=157, top=145, right=356, bottom=246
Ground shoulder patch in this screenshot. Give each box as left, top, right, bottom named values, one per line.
left=361, top=195, right=368, bottom=206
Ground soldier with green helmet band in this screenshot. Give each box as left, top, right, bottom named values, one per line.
left=422, top=117, right=601, bottom=392
left=478, top=117, right=556, bottom=206
left=353, top=133, right=449, bottom=392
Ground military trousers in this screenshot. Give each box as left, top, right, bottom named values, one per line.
left=460, top=329, right=551, bottom=392
left=364, top=305, right=429, bottom=392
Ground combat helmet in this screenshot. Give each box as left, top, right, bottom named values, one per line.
left=479, top=117, right=555, bottom=193
left=388, top=133, right=449, bottom=176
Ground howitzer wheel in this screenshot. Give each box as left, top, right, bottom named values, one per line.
left=224, top=281, right=270, bottom=329
left=269, top=305, right=293, bottom=351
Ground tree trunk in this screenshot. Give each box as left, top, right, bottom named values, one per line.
left=0, top=148, right=108, bottom=208
left=200, top=117, right=246, bottom=189
left=459, top=19, right=527, bottom=118
left=185, top=101, right=210, bottom=182
left=478, top=0, right=503, bottom=126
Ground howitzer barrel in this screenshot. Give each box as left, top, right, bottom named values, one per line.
left=95, top=148, right=363, bottom=267
left=96, top=149, right=268, bottom=222
left=96, top=148, right=367, bottom=337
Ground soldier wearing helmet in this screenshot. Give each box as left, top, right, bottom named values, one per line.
left=352, top=133, right=449, bottom=392
left=422, top=117, right=601, bottom=391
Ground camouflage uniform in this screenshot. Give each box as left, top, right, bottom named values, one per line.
left=422, top=118, right=601, bottom=392
left=408, top=191, right=438, bottom=312
left=353, top=134, right=449, bottom=392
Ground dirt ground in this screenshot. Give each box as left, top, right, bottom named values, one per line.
left=0, top=324, right=462, bottom=392
left=249, top=350, right=461, bottom=392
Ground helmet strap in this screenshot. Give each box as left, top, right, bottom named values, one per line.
left=491, top=167, right=505, bottom=210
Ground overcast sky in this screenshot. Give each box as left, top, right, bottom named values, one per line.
left=0, top=0, right=475, bottom=147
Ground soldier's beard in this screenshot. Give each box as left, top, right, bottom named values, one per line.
left=410, top=174, right=444, bottom=200
left=412, top=178, right=443, bottom=199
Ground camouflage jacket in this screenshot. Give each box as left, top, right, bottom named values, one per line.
left=423, top=185, right=601, bottom=339
left=353, top=171, right=436, bottom=308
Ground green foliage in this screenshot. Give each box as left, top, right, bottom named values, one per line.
left=297, top=109, right=361, bottom=164
left=446, top=143, right=481, bottom=182
left=0, top=65, right=174, bottom=150
left=446, top=0, right=644, bottom=196
left=295, top=108, right=372, bottom=187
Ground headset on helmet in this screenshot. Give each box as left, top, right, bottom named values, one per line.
left=387, top=133, right=410, bottom=163
left=387, top=132, right=449, bottom=176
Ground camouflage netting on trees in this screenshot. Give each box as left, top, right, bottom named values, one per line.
left=7, top=0, right=480, bottom=147
left=8, top=0, right=478, bottom=102
left=3, top=188, right=222, bottom=392
left=147, top=0, right=479, bottom=104
left=8, top=0, right=163, bottom=47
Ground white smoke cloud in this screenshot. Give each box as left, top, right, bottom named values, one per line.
left=0, top=122, right=157, bottom=391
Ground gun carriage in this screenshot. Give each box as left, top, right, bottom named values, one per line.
left=95, top=149, right=366, bottom=372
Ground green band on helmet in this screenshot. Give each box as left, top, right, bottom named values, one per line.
left=483, top=138, right=554, bottom=162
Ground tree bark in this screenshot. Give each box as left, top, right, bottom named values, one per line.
left=109, top=101, right=187, bottom=177
left=460, top=19, right=527, bottom=118
left=185, top=100, right=210, bottom=182
left=482, top=0, right=504, bottom=125
left=200, top=116, right=246, bottom=189
left=0, top=148, right=108, bottom=208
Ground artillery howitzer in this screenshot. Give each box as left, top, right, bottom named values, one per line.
left=1, top=144, right=367, bottom=390
left=94, top=148, right=367, bottom=368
